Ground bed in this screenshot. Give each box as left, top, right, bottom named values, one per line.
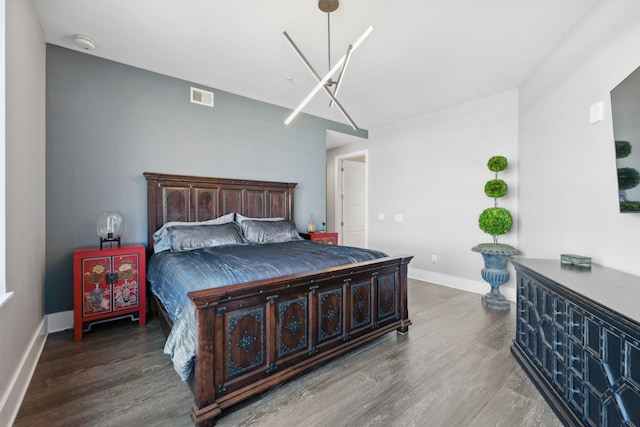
left=144, top=172, right=412, bottom=426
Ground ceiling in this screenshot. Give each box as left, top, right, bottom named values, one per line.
left=34, top=0, right=599, bottom=134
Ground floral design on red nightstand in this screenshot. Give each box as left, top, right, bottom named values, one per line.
left=82, top=257, right=112, bottom=316
left=84, top=261, right=107, bottom=283
left=113, top=255, right=139, bottom=311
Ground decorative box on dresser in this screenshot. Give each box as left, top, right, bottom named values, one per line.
left=300, top=231, right=339, bottom=244
left=510, top=258, right=640, bottom=426
left=73, top=244, right=146, bottom=341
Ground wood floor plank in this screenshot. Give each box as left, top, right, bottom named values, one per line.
left=15, top=279, right=560, bottom=426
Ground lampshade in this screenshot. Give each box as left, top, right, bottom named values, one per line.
left=97, top=211, right=124, bottom=248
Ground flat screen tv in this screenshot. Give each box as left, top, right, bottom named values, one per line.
left=611, top=65, right=640, bottom=212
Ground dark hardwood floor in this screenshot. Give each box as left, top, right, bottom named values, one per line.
left=15, top=279, right=561, bottom=426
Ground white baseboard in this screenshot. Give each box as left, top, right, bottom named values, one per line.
left=0, top=318, right=47, bottom=427
left=408, top=267, right=516, bottom=303
left=46, top=310, right=74, bottom=334
left=0, top=310, right=74, bottom=425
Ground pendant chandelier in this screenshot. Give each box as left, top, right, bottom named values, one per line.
left=283, top=0, right=374, bottom=130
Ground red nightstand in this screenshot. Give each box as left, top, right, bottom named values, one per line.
left=73, top=244, right=146, bottom=341
left=300, top=232, right=339, bottom=245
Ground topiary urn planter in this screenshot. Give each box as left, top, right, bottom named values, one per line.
left=472, top=243, right=520, bottom=310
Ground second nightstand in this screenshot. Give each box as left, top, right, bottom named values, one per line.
left=300, top=232, right=339, bottom=245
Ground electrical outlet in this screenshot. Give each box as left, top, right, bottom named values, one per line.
left=431, top=255, right=438, bottom=263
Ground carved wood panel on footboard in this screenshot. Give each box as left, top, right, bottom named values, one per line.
left=188, top=256, right=412, bottom=426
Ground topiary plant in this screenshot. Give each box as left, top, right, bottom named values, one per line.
left=478, top=155, right=513, bottom=244
left=473, top=155, right=519, bottom=310
left=487, top=156, right=508, bottom=172
left=615, top=140, right=632, bottom=159
left=478, top=207, right=512, bottom=236
left=484, top=179, right=507, bottom=198
left=621, top=201, right=640, bottom=211
left=618, top=167, right=640, bottom=190
left=614, top=140, right=640, bottom=207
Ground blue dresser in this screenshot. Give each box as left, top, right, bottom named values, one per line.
left=510, top=258, right=640, bottom=426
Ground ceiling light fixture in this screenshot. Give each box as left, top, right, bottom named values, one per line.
left=283, top=0, right=373, bottom=130
left=73, top=34, right=96, bottom=50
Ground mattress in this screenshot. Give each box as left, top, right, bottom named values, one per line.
left=147, top=240, right=387, bottom=379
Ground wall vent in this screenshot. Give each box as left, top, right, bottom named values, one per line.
left=190, top=87, right=214, bottom=107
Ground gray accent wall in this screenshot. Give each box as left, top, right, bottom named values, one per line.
left=45, top=45, right=365, bottom=314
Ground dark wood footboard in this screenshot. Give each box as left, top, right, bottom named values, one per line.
left=188, top=255, right=412, bottom=426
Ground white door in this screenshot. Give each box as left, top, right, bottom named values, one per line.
left=340, top=159, right=366, bottom=247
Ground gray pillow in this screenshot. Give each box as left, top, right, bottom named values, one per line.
left=241, top=220, right=302, bottom=244
left=168, top=222, right=247, bottom=252
left=153, top=212, right=235, bottom=252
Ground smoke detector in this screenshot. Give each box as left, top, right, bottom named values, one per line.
left=73, top=34, right=96, bottom=50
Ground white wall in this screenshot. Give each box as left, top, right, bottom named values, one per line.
left=0, top=0, right=47, bottom=424
left=518, top=0, right=640, bottom=276
left=328, top=1, right=640, bottom=299
left=328, top=90, right=519, bottom=299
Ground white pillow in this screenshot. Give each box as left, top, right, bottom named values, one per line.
left=153, top=212, right=235, bottom=252
left=235, top=214, right=284, bottom=223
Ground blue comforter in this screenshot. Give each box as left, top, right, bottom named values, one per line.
left=148, top=240, right=387, bottom=379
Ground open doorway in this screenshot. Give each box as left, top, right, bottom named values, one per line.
left=335, top=151, right=368, bottom=247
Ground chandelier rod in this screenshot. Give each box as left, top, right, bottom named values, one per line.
left=327, top=11, right=331, bottom=73
left=329, top=44, right=352, bottom=108
left=283, top=31, right=357, bottom=129
left=283, top=25, right=373, bottom=130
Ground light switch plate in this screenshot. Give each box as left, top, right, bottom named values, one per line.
left=590, top=100, right=604, bottom=124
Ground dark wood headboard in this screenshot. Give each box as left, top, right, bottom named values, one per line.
left=144, top=172, right=297, bottom=253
